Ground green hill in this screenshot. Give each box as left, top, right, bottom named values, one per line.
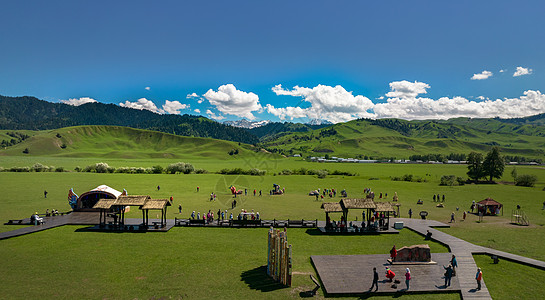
left=260, top=118, right=545, bottom=161
left=0, top=126, right=269, bottom=160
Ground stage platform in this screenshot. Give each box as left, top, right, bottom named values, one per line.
left=311, top=253, right=459, bottom=295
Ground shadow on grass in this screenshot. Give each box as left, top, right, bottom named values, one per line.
left=305, top=228, right=322, bottom=236
left=240, top=265, right=287, bottom=292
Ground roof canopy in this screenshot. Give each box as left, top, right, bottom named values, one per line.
left=142, top=199, right=172, bottom=210
left=92, top=195, right=169, bottom=210
left=79, top=185, right=122, bottom=200
left=477, top=198, right=502, bottom=207
left=321, top=202, right=343, bottom=213
left=340, top=198, right=377, bottom=210
left=375, top=202, right=395, bottom=212
left=116, top=195, right=150, bottom=206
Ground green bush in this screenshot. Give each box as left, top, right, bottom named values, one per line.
left=515, top=174, right=538, bottom=187
left=150, top=165, right=164, bottom=174
left=166, top=162, right=194, bottom=174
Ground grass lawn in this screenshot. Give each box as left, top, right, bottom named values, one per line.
left=473, top=254, right=545, bottom=300
left=0, top=226, right=457, bottom=299
left=1, top=159, right=544, bottom=299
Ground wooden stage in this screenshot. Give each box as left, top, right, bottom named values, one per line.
left=311, top=253, right=459, bottom=295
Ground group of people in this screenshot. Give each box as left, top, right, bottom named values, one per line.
left=370, top=253, right=483, bottom=292
left=433, top=194, right=446, bottom=202
left=190, top=210, right=233, bottom=223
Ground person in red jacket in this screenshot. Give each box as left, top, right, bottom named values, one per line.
left=390, top=245, right=397, bottom=261
left=476, top=268, right=483, bottom=290
left=405, top=268, right=411, bottom=290
left=385, top=267, right=395, bottom=282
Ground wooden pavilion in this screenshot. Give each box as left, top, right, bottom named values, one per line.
left=340, top=198, right=377, bottom=226
left=477, top=198, right=503, bottom=216
left=93, top=195, right=172, bottom=229
left=321, top=202, right=343, bottom=228
left=375, top=202, right=395, bottom=230
left=141, top=199, right=171, bottom=228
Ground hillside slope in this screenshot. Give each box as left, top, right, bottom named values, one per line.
left=0, top=126, right=268, bottom=160
left=0, top=95, right=258, bottom=144
left=261, top=118, right=545, bottom=160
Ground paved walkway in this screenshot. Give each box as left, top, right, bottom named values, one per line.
left=396, top=218, right=545, bottom=300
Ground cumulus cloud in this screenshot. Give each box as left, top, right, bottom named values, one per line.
left=513, top=66, right=533, bottom=77
left=385, top=80, right=430, bottom=99
left=119, top=98, right=164, bottom=114
left=499, top=69, right=506, bottom=73
left=61, top=97, right=98, bottom=106
left=267, top=84, right=375, bottom=123
left=476, top=96, right=486, bottom=100
left=471, top=70, right=493, bottom=80
left=162, top=100, right=189, bottom=114
left=145, top=86, right=151, bottom=91
left=186, top=93, right=199, bottom=98
left=194, top=109, right=201, bottom=113
left=373, top=90, right=545, bottom=120
left=203, top=84, right=261, bottom=120
left=206, top=109, right=225, bottom=120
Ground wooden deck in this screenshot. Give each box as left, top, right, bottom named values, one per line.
left=312, top=253, right=459, bottom=295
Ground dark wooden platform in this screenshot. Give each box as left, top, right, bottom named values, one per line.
left=311, top=253, right=459, bottom=295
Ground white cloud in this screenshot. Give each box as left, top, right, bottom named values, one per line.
left=499, top=69, right=506, bottom=73
left=186, top=93, right=199, bottom=98
left=377, top=96, right=385, bottom=100
left=206, top=109, right=225, bottom=120
left=203, top=84, right=261, bottom=120
left=119, top=98, right=164, bottom=114
left=267, top=84, right=375, bottom=123
left=61, top=97, right=98, bottom=106
left=385, top=80, right=430, bottom=98
left=476, top=96, right=486, bottom=100
left=162, top=100, right=189, bottom=114
left=194, top=109, right=201, bottom=113
left=145, top=87, right=151, bottom=91
left=471, top=70, right=493, bottom=80
left=513, top=66, right=533, bottom=77
left=373, top=90, right=545, bottom=120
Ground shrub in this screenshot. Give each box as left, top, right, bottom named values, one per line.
left=456, top=177, right=466, bottom=186
left=194, top=169, right=208, bottom=174
left=316, top=169, right=328, bottom=179
left=515, top=174, right=538, bottom=187
left=166, top=162, right=194, bottom=174
left=22, top=148, right=29, bottom=154
left=280, top=169, right=292, bottom=175
left=150, top=165, right=164, bottom=174
left=10, top=166, right=30, bottom=172
left=440, top=175, right=456, bottom=186
left=74, top=166, right=81, bottom=172
left=248, top=168, right=266, bottom=176
left=55, top=166, right=64, bottom=172
left=32, top=163, right=46, bottom=172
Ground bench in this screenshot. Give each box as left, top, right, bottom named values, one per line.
left=231, top=219, right=261, bottom=227
left=174, top=218, right=188, bottom=226
left=420, top=211, right=428, bottom=220
left=6, top=219, right=25, bottom=225
left=151, top=221, right=163, bottom=229
left=189, top=219, right=206, bottom=226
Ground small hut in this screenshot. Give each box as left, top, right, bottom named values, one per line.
left=141, top=199, right=171, bottom=228
left=477, top=198, right=503, bottom=216
left=321, top=202, right=343, bottom=228
left=340, top=198, right=377, bottom=226
left=375, top=202, right=395, bottom=230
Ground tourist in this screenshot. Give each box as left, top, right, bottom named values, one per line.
left=443, top=264, right=453, bottom=287
left=259, top=190, right=262, bottom=196
left=191, top=211, right=195, bottom=219
left=542, top=201, right=545, bottom=210
left=463, top=211, right=467, bottom=221
left=476, top=268, right=483, bottom=290
left=450, top=212, right=455, bottom=223
left=170, top=196, right=173, bottom=203
left=256, top=212, right=260, bottom=220
left=433, top=194, right=436, bottom=202
left=197, top=212, right=200, bottom=220
left=230, top=213, right=233, bottom=220
left=369, top=267, right=379, bottom=292
left=254, top=189, right=256, bottom=196
left=442, top=194, right=445, bottom=202
left=245, top=189, right=247, bottom=195
left=390, top=245, right=397, bottom=261
left=44, top=190, right=48, bottom=198
left=451, top=255, right=458, bottom=276
left=408, top=208, right=412, bottom=218
left=45, top=209, right=49, bottom=217
left=178, top=204, right=182, bottom=214
left=197, top=186, right=199, bottom=192
left=157, top=185, right=160, bottom=191
left=385, top=267, right=395, bottom=282
left=405, top=268, right=411, bottom=290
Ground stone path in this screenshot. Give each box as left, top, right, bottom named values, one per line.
left=397, top=218, right=545, bottom=300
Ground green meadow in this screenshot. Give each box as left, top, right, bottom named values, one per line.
left=1, top=126, right=545, bottom=299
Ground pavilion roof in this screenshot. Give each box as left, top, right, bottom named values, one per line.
left=340, top=198, right=376, bottom=209
left=115, top=195, right=150, bottom=206
left=142, top=199, right=171, bottom=210
left=375, top=202, right=395, bottom=212
left=92, top=199, right=117, bottom=209
left=321, top=202, right=343, bottom=213
left=477, top=197, right=502, bottom=207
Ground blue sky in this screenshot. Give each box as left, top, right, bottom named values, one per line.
left=1, top=0, right=544, bottom=123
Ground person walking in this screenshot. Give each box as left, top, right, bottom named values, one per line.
left=178, top=204, right=182, bottom=214
left=369, top=267, right=379, bottom=292
left=405, top=268, right=411, bottom=290
left=443, top=264, right=453, bottom=287
left=450, top=212, right=455, bottom=223
left=157, top=185, right=160, bottom=191
left=44, top=190, right=48, bottom=198
left=408, top=208, right=412, bottom=218
left=390, top=245, right=397, bottom=261
left=463, top=211, right=467, bottom=221
left=451, top=255, right=458, bottom=276
left=476, top=268, right=483, bottom=290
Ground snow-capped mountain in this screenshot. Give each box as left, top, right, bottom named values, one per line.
left=223, top=119, right=271, bottom=129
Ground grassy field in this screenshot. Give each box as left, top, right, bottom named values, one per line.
left=1, top=127, right=545, bottom=299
